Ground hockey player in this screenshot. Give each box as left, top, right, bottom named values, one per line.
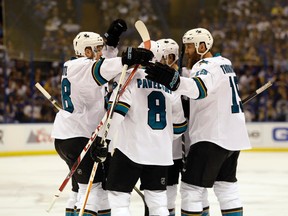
left=62, top=24, right=118, bottom=216
left=90, top=40, right=187, bottom=216
left=144, top=28, right=251, bottom=216
left=157, top=38, right=210, bottom=216
left=51, top=19, right=154, bottom=216
left=156, top=38, right=182, bottom=216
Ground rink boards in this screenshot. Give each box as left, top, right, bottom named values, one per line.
left=0, top=122, right=287, bottom=156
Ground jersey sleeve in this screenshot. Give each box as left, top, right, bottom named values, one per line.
left=102, top=45, right=119, bottom=58
left=91, top=57, right=123, bottom=86
left=176, top=62, right=217, bottom=100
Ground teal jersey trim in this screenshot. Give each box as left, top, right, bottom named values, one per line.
left=173, top=120, right=188, bottom=134
left=92, top=58, right=108, bottom=86
left=193, top=77, right=207, bottom=99
left=108, top=101, right=130, bottom=117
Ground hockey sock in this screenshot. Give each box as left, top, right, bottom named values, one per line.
left=202, top=206, right=209, bottom=216
left=181, top=209, right=202, bottom=216
left=169, top=208, right=175, bottom=216
left=65, top=208, right=75, bottom=216
left=221, top=207, right=243, bottom=216
left=98, top=209, right=111, bottom=216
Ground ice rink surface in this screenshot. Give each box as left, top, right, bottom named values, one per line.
left=1, top=152, right=288, bottom=216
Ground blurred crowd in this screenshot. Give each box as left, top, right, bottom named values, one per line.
left=212, top=0, right=288, bottom=121
left=0, top=0, right=287, bottom=123
left=35, top=0, right=81, bottom=59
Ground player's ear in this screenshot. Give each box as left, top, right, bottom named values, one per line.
left=84, top=47, right=94, bottom=58
left=199, top=42, right=207, bottom=52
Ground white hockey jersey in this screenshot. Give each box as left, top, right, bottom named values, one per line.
left=51, top=56, right=123, bottom=139
left=176, top=55, right=251, bottom=151
left=107, top=68, right=187, bottom=165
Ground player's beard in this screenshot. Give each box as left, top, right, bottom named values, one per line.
left=186, top=51, right=201, bottom=69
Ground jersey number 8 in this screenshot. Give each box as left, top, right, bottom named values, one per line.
left=61, top=78, right=74, bottom=113
left=148, top=91, right=167, bottom=130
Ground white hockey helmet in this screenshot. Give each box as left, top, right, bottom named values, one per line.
left=156, top=38, right=167, bottom=55
left=162, top=38, right=179, bottom=62
left=139, top=40, right=163, bottom=63
left=73, top=31, right=104, bottom=56
left=182, top=28, right=213, bottom=56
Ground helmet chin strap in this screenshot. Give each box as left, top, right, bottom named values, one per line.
left=166, top=59, right=177, bottom=67
left=196, top=48, right=209, bottom=59
left=195, top=43, right=209, bottom=59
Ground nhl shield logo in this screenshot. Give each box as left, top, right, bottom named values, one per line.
left=161, top=177, right=166, bottom=185
left=77, top=169, right=82, bottom=175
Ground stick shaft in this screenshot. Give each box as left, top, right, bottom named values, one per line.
left=35, top=83, right=62, bottom=111
left=133, top=20, right=151, bottom=216
left=242, top=81, right=272, bottom=104
left=79, top=64, right=128, bottom=216
left=79, top=20, right=152, bottom=216
left=79, top=162, right=98, bottom=216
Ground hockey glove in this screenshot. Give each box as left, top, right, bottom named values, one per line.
left=122, top=47, right=154, bottom=67
left=90, top=136, right=111, bottom=163
left=145, top=62, right=180, bottom=91
left=104, top=19, right=127, bottom=47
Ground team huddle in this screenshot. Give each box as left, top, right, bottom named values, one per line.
left=51, top=19, right=251, bottom=216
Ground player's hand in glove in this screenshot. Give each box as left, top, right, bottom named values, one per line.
left=90, top=136, right=111, bottom=163
left=122, top=47, right=154, bottom=67
left=104, top=19, right=127, bottom=47
left=145, top=62, right=180, bottom=91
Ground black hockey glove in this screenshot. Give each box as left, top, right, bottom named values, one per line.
left=104, top=19, right=127, bottom=47
left=145, top=62, right=181, bottom=91
left=90, top=136, right=111, bottom=163
left=122, top=47, right=154, bottom=67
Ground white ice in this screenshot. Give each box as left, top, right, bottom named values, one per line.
left=0, top=152, right=288, bottom=216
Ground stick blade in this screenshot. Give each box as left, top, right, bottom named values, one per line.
left=135, top=20, right=151, bottom=49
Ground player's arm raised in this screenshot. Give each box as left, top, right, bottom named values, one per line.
left=92, top=47, right=153, bottom=86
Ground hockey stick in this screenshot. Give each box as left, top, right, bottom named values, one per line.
left=35, top=82, right=144, bottom=213
left=119, top=20, right=151, bottom=95
left=38, top=94, right=109, bottom=213
left=242, top=80, right=273, bottom=104
left=79, top=64, right=128, bottom=216
left=119, top=20, right=150, bottom=216
left=177, top=42, right=188, bottom=173
left=79, top=20, right=151, bottom=216
left=43, top=20, right=151, bottom=214
left=35, top=82, right=109, bottom=212
left=35, top=83, right=62, bottom=111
